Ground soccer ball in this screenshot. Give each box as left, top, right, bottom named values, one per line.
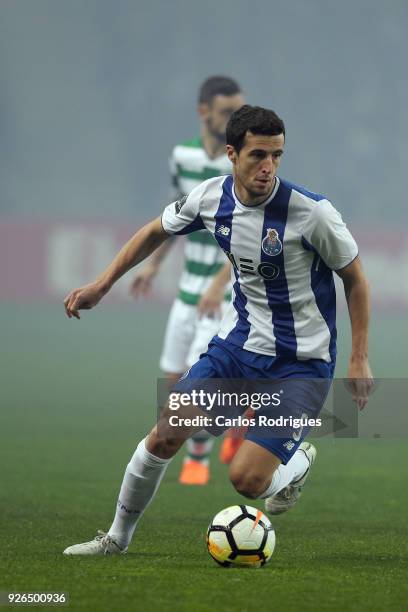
left=206, top=505, right=276, bottom=568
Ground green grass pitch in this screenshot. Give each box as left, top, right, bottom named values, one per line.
left=0, top=304, right=407, bottom=611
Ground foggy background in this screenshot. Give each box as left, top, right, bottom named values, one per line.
left=1, top=6, right=407, bottom=605
left=1, top=0, right=407, bottom=221
left=1, top=0, right=407, bottom=324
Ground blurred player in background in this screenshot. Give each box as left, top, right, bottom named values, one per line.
left=130, top=76, right=245, bottom=485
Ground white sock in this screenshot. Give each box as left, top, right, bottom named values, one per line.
left=185, top=432, right=214, bottom=466
left=259, top=448, right=309, bottom=499
left=108, top=437, right=172, bottom=549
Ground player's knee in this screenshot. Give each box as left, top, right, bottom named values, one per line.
left=147, top=431, right=183, bottom=459
left=229, top=469, right=268, bottom=499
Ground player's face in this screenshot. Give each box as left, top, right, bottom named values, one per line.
left=199, top=94, right=245, bottom=142
left=227, top=131, right=285, bottom=204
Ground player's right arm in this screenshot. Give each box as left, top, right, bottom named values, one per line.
left=130, top=149, right=181, bottom=298
left=64, top=216, right=168, bottom=319
left=64, top=182, right=206, bottom=319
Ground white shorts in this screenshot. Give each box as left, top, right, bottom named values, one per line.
left=159, top=298, right=228, bottom=374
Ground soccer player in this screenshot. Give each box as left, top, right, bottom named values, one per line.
left=130, top=76, right=245, bottom=485
left=63, top=105, right=373, bottom=556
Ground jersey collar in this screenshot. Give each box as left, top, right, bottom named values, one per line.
left=232, top=176, right=280, bottom=210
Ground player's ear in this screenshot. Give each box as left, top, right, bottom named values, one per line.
left=226, top=145, right=237, bottom=164
left=197, top=103, right=210, bottom=121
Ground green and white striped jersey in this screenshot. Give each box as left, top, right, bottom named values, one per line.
left=170, top=136, right=231, bottom=306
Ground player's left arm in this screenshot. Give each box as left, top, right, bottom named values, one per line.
left=336, top=256, right=374, bottom=409
left=302, top=199, right=373, bottom=409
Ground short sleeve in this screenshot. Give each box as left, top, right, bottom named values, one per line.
left=301, top=200, right=358, bottom=270
left=161, top=182, right=206, bottom=235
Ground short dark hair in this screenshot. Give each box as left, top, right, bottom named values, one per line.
left=226, top=105, right=285, bottom=153
left=198, top=75, right=241, bottom=105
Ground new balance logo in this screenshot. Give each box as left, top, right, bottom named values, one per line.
left=117, top=500, right=141, bottom=515
left=283, top=440, right=295, bottom=451
left=217, top=225, right=230, bottom=236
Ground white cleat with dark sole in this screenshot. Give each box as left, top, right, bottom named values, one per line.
left=265, top=442, right=317, bottom=516
left=63, top=531, right=127, bottom=556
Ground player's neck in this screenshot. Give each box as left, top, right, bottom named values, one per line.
left=201, top=129, right=226, bottom=160
left=233, top=176, right=276, bottom=206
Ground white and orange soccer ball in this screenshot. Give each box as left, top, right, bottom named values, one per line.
left=206, top=505, right=276, bottom=568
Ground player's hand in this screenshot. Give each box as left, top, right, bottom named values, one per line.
left=64, top=281, right=105, bottom=320
left=197, top=285, right=224, bottom=318
left=347, top=356, right=374, bottom=410
left=129, top=264, right=158, bottom=299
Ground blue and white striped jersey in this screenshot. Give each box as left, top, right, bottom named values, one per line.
left=162, top=175, right=358, bottom=363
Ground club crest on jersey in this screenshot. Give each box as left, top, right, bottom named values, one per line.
left=262, top=228, right=282, bottom=256
left=217, top=225, right=230, bottom=236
